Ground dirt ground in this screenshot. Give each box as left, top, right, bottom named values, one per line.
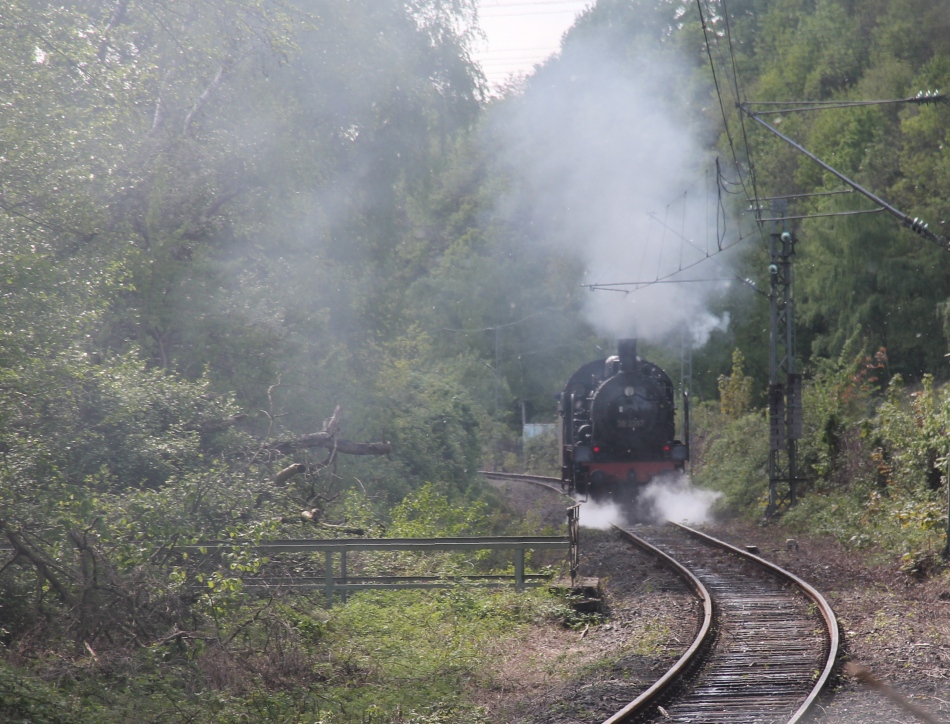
left=482, top=480, right=950, bottom=723
left=474, top=528, right=698, bottom=723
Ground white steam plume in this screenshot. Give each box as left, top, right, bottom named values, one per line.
left=638, top=473, right=721, bottom=526
left=577, top=498, right=626, bottom=530
left=492, top=36, right=731, bottom=343
left=576, top=473, right=721, bottom=528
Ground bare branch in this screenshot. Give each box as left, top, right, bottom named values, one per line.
left=274, top=462, right=306, bottom=486
left=1, top=522, right=75, bottom=605
left=269, top=433, right=392, bottom=457
left=183, top=59, right=233, bottom=136
left=149, top=69, right=176, bottom=136
left=322, top=405, right=343, bottom=436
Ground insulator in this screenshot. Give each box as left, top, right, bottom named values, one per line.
left=911, top=90, right=945, bottom=105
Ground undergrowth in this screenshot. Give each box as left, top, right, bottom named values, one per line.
left=0, top=482, right=576, bottom=723
left=1, top=584, right=577, bottom=723
left=695, top=343, right=950, bottom=577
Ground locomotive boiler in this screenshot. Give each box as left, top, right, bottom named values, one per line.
left=559, top=339, right=688, bottom=500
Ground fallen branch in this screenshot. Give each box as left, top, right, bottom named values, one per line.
left=274, top=463, right=307, bottom=486
left=318, top=522, right=365, bottom=535
left=269, top=433, right=391, bottom=457
left=1, top=521, right=75, bottom=605
left=188, top=402, right=391, bottom=459
left=284, top=509, right=365, bottom=535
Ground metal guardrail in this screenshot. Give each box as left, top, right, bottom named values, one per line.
left=2, top=511, right=580, bottom=608
left=183, top=536, right=572, bottom=607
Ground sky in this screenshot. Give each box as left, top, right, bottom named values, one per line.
left=473, top=0, right=593, bottom=90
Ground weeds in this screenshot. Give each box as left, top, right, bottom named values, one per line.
left=694, top=345, right=950, bottom=577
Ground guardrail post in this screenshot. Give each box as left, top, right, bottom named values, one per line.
left=568, top=503, right=580, bottom=585
left=515, top=547, right=525, bottom=591
left=325, top=550, right=334, bottom=608
left=340, top=548, right=348, bottom=603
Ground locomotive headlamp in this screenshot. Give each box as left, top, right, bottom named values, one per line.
left=624, top=386, right=635, bottom=397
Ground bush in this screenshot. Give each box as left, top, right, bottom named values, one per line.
left=691, top=403, right=770, bottom=517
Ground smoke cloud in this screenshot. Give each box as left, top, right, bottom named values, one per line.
left=577, top=498, right=626, bottom=529
left=492, top=33, right=732, bottom=344
left=638, top=473, right=722, bottom=526
left=576, top=473, right=720, bottom=529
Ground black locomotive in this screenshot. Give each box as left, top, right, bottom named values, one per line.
left=559, top=339, right=688, bottom=499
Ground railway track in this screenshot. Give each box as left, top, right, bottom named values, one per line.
left=609, top=523, right=839, bottom=723
left=479, top=470, right=569, bottom=496
left=481, top=471, right=840, bottom=724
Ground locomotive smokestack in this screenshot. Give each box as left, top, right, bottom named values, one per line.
left=618, top=338, right=637, bottom=372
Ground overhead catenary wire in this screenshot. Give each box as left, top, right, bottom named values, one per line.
left=442, top=306, right=564, bottom=335
left=739, top=104, right=949, bottom=248
left=720, top=0, right=762, bottom=213
left=584, top=215, right=763, bottom=297
left=649, top=210, right=763, bottom=292
left=742, top=92, right=947, bottom=114
left=579, top=156, right=766, bottom=297
left=756, top=189, right=854, bottom=202
left=576, top=0, right=775, bottom=301
left=696, top=0, right=749, bottom=206
left=585, top=3, right=949, bottom=301
left=580, top=158, right=759, bottom=298
left=478, top=9, right=586, bottom=16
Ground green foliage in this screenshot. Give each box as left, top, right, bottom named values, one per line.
left=523, top=427, right=561, bottom=477
left=739, top=0, right=950, bottom=381
left=796, top=339, right=886, bottom=486
left=0, top=661, right=104, bottom=724
left=7, top=0, right=950, bottom=716
left=0, top=489, right=566, bottom=722
left=717, top=349, right=754, bottom=421
left=389, top=483, right=489, bottom=538
left=359, top=332, right=484, bottom=500
left=694, top=337, right=949, bottom=571
left=691, top=402, right=770, bottom=516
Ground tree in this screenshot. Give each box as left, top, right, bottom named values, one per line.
left=718, top=348, right=754, bottom=420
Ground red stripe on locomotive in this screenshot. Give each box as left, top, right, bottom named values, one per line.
left=583, top=461, right=680, bottom=483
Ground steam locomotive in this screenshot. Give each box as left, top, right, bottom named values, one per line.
left=559, top=339, right=688, bottom=500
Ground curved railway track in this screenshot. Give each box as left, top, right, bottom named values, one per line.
left=481, top=471, right=840, bottom=724
left=479, top=470, right=569, bottom=496
left=610, top=523, right=839, bottom=724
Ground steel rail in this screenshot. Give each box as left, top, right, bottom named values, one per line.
left=478, top=470, right=568, bottom=496
left=670, top=522, right=840, bottom=724
left=603, top=525, right=715, bottom=724
left=603, top=523, right=839, bottom=724
left=482, top=472, right=840, bottom=722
